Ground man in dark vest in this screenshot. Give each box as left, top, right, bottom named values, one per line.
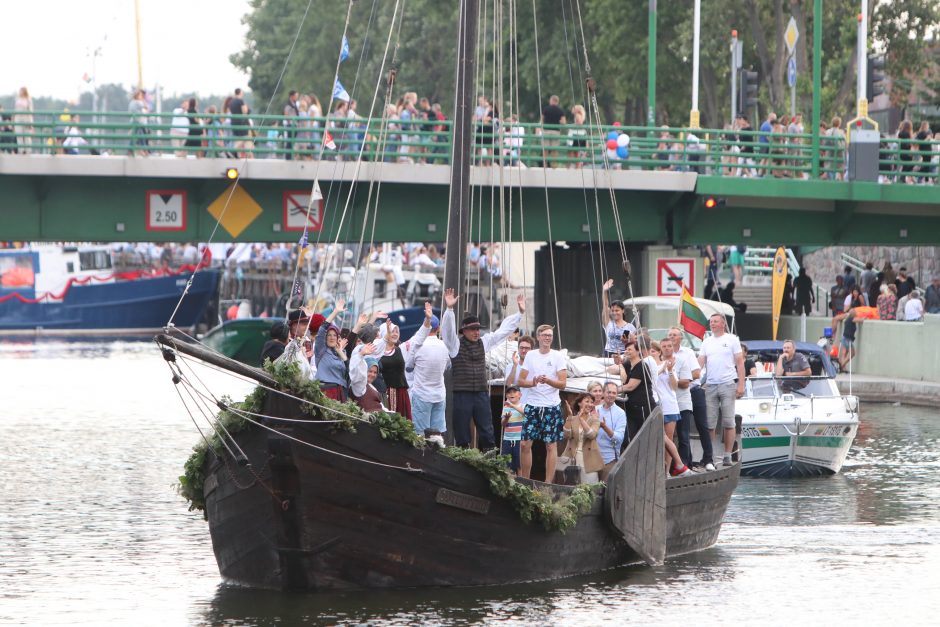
left=441, top=288, right=525, bottom=449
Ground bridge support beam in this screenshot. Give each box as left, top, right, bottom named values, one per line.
left=831, top=200, right=857, bottom=242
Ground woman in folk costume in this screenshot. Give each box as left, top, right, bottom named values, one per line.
left=560, top=393, right=604, bottom=484
left=377, top=318, right=413, bottom=420
left=350, top=355, right=385, bottom=413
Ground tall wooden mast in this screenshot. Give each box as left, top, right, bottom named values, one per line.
left=443, top=0, right=480, bottom=294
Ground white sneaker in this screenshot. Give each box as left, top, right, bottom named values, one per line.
left=427, top=434, right=445, bottom=449
left=705, top=462, right=716, bottom=472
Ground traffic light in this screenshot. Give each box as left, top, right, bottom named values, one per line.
left=704, top=196, right=726, bottom=209
left=739, top=69, right=759, bottom=112
left=867, top=53, right=886, bottom=99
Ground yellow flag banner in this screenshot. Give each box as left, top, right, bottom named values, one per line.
left=771, top=247, right=788, bottom=340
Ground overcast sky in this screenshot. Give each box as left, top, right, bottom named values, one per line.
left=3, top=0, right=252, bottom=100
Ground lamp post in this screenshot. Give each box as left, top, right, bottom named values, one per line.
left=690, top=0, right=701, bottom=128
left=811, top=0, right=822, bottom=178
left=648, top=0, right=657, bottom=127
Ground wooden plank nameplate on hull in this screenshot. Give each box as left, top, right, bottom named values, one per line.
left=435, top=488, right=491, bottom=514
left=604, top=406, right=666, bottom=565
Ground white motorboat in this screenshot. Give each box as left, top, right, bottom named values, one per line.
left=693, top=340, right=859, bottom=477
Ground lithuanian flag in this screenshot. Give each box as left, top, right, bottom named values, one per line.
left=679, top=285, right=708, bottom=339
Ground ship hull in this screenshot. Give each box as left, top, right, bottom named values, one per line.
left=202, top=395, right=739, bottom=590
left=0, top=270, right=219, bottom=333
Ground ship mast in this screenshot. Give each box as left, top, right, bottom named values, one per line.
left=443, top=0, right=480, bottom=295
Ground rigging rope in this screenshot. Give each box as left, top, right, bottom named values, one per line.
left=165, top=0, right=320, bottom=330
left=529, top=0, right=562, bottom=347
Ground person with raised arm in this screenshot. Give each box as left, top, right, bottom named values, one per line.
left=407, top=302, right=450, bottom=447
left=441, top=288, right=525, bottom=450
left=315, top=299, right=351, bottom=401
left=601, top=279, right=636, bottom=357
left=376, top=317, right=413, bottom=420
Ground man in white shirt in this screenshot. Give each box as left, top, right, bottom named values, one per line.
left=668, top=327, right=712, bottom=470
left=503, top=334, right=534, bottom=406
left=697, top=314, right=745, bottom=467
left=596, top=381, right=627, bottom=481
left=518, top=324, right=568, bottom=483
left=407, top=303, right=450, bottom=447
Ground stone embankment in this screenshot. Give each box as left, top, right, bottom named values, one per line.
left=802, top=245, right=940, bottom=287
left=836, top=374, right=940, bottom=407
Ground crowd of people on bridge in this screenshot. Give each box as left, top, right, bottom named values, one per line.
left=2, top=84, right=938, bottom=184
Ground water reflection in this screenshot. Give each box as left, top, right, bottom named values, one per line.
left=201, top=558, right=739, bottom=627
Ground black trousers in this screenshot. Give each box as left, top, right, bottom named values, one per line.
left=624, top=403, right=653, bottom=452
left=690, top=385, right=714, bottom=465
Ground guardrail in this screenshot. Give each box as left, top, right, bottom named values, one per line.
left=1, top=110, right=938, bottom=183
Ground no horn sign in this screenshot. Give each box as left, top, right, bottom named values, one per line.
left=656, top=258, right=695, bottom=296
left=283, top=190, right=324, bottom=232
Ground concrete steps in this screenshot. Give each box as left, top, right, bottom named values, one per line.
left=734, top=284, right=773, bottom=314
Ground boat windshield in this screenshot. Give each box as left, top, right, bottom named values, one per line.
left=0, top=253, right=36, bottom=289
left=746, top=376, right=837, bottom=398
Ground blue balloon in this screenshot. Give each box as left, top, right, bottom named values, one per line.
left=616, top=145, right=629, bottom=159
left=607, top=131, right=619, bottom=141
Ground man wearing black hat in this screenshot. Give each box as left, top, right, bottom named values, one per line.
left=441, top=288, right=525, bottom=449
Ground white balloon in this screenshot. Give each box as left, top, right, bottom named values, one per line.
left=617, top=133, right=630, bottom=147
left=607, top=148, right=619, bottom=160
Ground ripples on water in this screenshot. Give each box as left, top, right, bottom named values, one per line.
left=0, top=341, right=937, bottom=626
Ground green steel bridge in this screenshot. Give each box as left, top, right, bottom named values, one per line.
left=1, top=110, right=938, bottom=245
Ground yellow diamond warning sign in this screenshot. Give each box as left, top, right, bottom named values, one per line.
left=207, top=183, right=263, bottom=238
left=784, top=16, right=799, bottom=55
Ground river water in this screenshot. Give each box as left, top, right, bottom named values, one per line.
left=1, top=340, right=938, bottom=626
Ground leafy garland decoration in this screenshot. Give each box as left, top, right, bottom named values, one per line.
left=178, top=354, right=600, bottom=532
left=440, top=448, right=603, bottom=533
left=177, top=355, right=422, bottom=513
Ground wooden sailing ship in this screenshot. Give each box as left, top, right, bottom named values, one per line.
left=160, top=334, right=738, bottom=590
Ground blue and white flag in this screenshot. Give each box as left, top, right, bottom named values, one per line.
left=333, top=78, right=350, bottom=102
left=340, top=36, right=350, bottom=63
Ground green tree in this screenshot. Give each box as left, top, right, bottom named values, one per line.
left=231, top=0, right=939, bottom=130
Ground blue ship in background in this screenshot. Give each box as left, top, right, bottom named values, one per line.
left=0, top=245, right=219, bottom=334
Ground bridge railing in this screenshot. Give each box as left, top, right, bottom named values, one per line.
left=1, top=110, right=937, bottom=184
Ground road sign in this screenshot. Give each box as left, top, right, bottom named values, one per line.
left=787, top=56, right=797, bottom=87
left=146, top=189, right=187, bottom=231
left=784, top=16, right=799, bottom=55
left=656, top=258, right=695, bottom=297
left=283, top=190, right=324, bottom=232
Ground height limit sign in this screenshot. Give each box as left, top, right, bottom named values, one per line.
left=146, top=190, right=187, bottom=231
left=656, top=258, right=695, bottom=297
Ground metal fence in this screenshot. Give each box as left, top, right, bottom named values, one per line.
left=1, top=110, right=938, bottom=183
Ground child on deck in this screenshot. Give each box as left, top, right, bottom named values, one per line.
left=500, top=387, right=525, bottom=473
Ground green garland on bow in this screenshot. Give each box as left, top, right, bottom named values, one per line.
left=440, top=448, right=603, bottom=533
left=178, top=355, right=421, bottom=514
left=178, top=354, right=598, bottom=531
